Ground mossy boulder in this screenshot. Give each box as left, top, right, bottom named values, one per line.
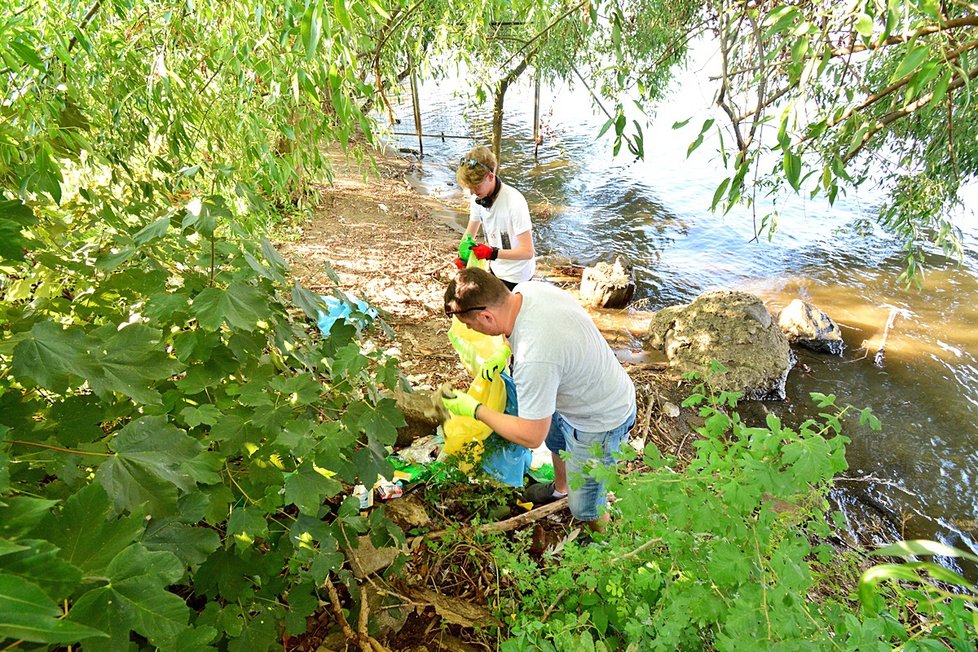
left=646, top=290, right=793, bottom=399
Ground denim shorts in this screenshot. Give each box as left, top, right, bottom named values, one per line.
left=544, top=408, right=636, bottom=521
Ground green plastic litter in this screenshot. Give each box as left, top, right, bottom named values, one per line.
left=387, top=457, right=454, bottom=484
left=527, top=464, right=554, bottom=484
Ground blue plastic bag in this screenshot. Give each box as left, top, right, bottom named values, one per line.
left=317, top=294, right=377, bottom=335
left=480, top=373, right=531, bottom=487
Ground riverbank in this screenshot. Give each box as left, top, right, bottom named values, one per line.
left=279, top=148, right=693, bottom=457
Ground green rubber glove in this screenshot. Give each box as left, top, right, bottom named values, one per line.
left=458, top=233, right=476, bottom=263
left=479, top=344, right=511, bottom=381
left=441, top=387, right=481, bottom=419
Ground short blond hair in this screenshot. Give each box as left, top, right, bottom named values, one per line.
left=456, top=146, right=497, bottom=190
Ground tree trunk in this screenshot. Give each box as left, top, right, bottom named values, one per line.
left=491, top=50, right=537, bottom=164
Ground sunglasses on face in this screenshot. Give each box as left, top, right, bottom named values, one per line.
left=445, top=305, right=487, bottom=317
left=458, top=157, right=491, bottom=173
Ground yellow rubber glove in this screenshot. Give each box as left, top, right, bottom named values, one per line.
left=441, top=387, right=481, bottom=419
left=479, top=344, right=511, bottom=381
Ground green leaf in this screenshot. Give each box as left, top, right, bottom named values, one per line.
left=35, top=483, right=145, bottom=575
left=687, top=119, right=714, bottom=158
left=0, top=199, right=37, bottom=261
left=301, top=1, right=323, bottom=61
left=367, top=0, right=391, bottom=20
left=893, top=45, right=928, bottom=82
left=10, top=41, right=45, bottom=70
left=782, top=149, right=802, bottom=191
left=0, top=573, right=107, bottom=644
left=874, top=539, right=978, bottom=563
left=764, top=6, right=799, bottom=36
left=284, top=463, right=343, bottom=515
left=0, top=497, right=59, bottom=538
left=710, top=178, right=730, bottom=211
left=11, top=321, right=87, bottom=392
left=71, top=545, right=190, bottom=650
left=927, top=71, right=952, bottom=109
left=854, top=13, right=874, bottom=38
left=143, top=521, right=222, bottom=568
left=192, top=282, right=269, bottom=331
left=82, top=324, right=181, bottom=404
left=0, top=539, right=83, bottom=603
left=133, top=215, right=171, bottom=246
left=96, top=416, right=203, bottom=516
left=292, top=284, right=329, bottom=321
left=269, top=374, right=323, bottom=406
left=334, top=0, right=353, bottom=31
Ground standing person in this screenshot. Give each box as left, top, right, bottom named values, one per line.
left=456, top=146, right=536, bottom=290
left=440, top=268, right=636, bottom=532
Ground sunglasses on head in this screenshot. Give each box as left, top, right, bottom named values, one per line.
left=445, top=305, right=487, bottom=317
left=458, top=157, right=491, bottom=173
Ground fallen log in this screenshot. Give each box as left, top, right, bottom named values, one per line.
left=411, top=497, right=569, bottom=544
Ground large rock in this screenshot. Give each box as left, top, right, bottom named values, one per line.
left=777, top=299, right=845, bottom=355
left=579, top=257, right=635, bottom=308
left=391, top=388, right=446, bottom=448
left=646, top=290, right=793, bottom=400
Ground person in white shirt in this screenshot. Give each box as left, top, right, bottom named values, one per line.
left=456, top=146, right=536, bottom=289
left=441, top=268, right=637, bottom=532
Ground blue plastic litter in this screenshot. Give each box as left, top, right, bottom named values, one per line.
left=480, top=373, right=531, bottom=488
left=317, top=294, right=377, bottom=335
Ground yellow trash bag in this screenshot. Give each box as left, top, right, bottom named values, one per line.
left=442, top=255, right=508, bottom=469
left=442, top=373, right=506, bottom=471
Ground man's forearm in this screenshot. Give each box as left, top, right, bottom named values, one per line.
left=474, top=406, right=548, bottom=449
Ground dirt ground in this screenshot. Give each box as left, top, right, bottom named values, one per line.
left=277, top=148, right=695, bottom=651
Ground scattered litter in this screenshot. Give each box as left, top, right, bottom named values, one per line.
left=527, top=463, right=554, bottom=485
left=316, top=293, right=377, bottom=335
left=516, top=500, right=534, bottom=511
left=663, top=401, right=681, bottom=418
left=398, top=434, right=440, bottom=465
left=377, top=478, right=403, bottom=500
left=353, top=484, right=373, bottom=509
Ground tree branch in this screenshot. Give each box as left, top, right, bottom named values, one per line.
left=830, top=15, right=978, bottom=57
left=68, top=1, right=102, bottom=52
left=801, top=37, right=978, bottom=143
left=844, top=61, right=978, bottom=162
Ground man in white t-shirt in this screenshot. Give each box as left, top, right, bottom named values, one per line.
left=441, top=268, right=637, bottom=531
left=456, top=147, right=536, bottom=289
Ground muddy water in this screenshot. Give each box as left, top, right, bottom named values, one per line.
left=389, top=74, right=978, bottom=576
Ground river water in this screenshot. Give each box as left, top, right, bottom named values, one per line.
left=387, top=69, right=978, bottom=577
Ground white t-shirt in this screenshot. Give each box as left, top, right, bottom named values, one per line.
left=469, top=182, right=535, bottom=283
left=509, top=282, right=636, bottom=431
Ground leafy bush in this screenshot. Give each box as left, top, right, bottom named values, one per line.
left=1, top=2, right=410, bottom=648
left=494, top=365, right=962, bottom=650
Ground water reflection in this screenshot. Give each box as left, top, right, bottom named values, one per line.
left=389, top=75, right=978, bottom=575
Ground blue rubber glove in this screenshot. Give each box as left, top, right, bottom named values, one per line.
left=479, top=345, right=511, bottom=381
left=441, top=387, right=481, bottom=419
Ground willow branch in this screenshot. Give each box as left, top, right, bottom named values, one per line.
left=844, top=61, right=978, bottom=162
left=716, top=4, right=749, bottom=152
left=801, top=37, right=978, bottom=143
left=68, top=1, right=102, bottom=52
left=830, top=15, right=978, bottom=57
left=745, top=11, right=767, bottom=147
left=499, top=0, right=591, bottom=72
